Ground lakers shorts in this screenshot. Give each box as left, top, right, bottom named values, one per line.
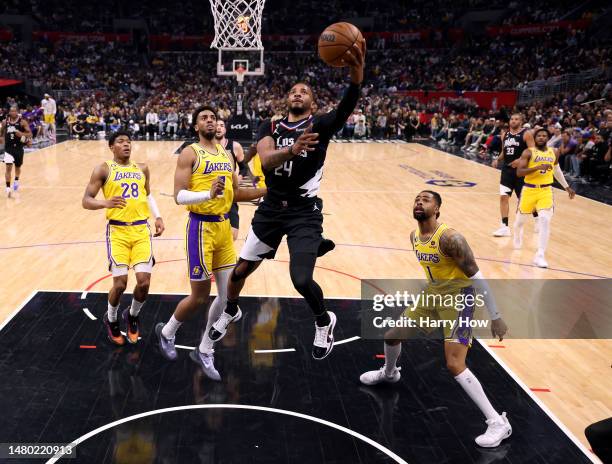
left=106, top=220, right=154, bottom=276
left=185, top=212, right=236, bottom=281
left=518, top=185, right=553, bottom=214
left=402, top=286, right=476, bottom=346
left=43, top=114, right=55, bottom=125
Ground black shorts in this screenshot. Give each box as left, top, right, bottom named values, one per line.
left=3, top=149, right=24, bottom=168
left=240, top=198, right=324, bottom=261
left=500, top=166, right=524, bottom=197
left=229, top=203, right=239, bottom=229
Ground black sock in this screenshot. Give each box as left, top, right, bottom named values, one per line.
left=14, top=177, right=19, bottom=181
left=532, top=211, right=539, bottom=218
left=5, top=182, right=9, bottom=188
left=315, top=311, right=331, bottom=327
left=502, top=217, right=509, bottom=226
left=225, top=298, right=239, bottom=317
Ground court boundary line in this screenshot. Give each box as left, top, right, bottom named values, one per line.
left=0, top=290, right=38, bottom=333
left=45, top=404, right=409, bottom=464
left=476, top=340, right=597, bottom=463
left=412, top=142, right=612, bottom=209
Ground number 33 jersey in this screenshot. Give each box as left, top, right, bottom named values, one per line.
left=102, top=160, right=150, bottom=222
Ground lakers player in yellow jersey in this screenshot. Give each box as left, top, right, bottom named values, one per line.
left=156, top=106, right=265, bottom=380
left=361, top=191, right=512, bottom=447
left=82, top=131, right=165, bottom=345
left=514, top=128, right=575, bottom=268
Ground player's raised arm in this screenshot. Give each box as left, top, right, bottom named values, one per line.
left=82, top=163, right=125, bottom=210
left=140, top=163, right=165, bottom=236
left=316, top=40, right=365, bottom=138
left=174, top=146, right=223, bottom=205
left=440, top=229, right=507, bottom=340
left=231, top=171, right=266, bottom=202
left=257, top=121, right=319, bottom=170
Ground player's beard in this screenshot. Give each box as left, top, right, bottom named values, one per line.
left=536, top=142, right=547, bottom=150
left=289, top=103, right=308, bottom=117
left=200, top=129, right=215, bottom=141
left=413, top=209, right=428, bottom=221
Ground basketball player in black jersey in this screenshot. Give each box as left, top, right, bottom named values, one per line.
left=209, top=39, right=365, bottom=360
left=491, top=113, right=536, bottom=237
left=0, top=106, right=31, bottom=198
left=215, top=119, right=245, bottom=240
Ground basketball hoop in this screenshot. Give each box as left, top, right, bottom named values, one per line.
left=210, top=0, right=266, bottom=77
left=208, top=0, right=266, bottom=50
left=235, top=66, right=246, bottom=84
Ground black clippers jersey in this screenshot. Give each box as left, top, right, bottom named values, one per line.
left=257, top=115, right=328, bottom=205
left=502, top=128, right=528, bottom=166
left=4, top=116, right=26, bottom=153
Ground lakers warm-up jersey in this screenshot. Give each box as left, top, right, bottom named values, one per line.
left=413, top=223, right=469, bottom=284
left=524, top=147, right=556, bottom=185
left=102, top=161, right=149, bottom=222
left=187, top=143, right=234, bottom=215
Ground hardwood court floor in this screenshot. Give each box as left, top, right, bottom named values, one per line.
left=1, top=139, right=610, bottom=454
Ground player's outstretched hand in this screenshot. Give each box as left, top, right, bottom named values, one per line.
left=291, top=124, right=319, bottom=155
left=209, top=178, right=224, bottom=199
left=154, top=218, right=165, bottom=237
left=566, top=186, right=576, bottom=199
left=344, top=38, right=366, bottom=84
left=105, top=196, right=127, bottom=209
left=509, top=159, right=521, bottom=168
left=491, top=318, right=508, bottom=341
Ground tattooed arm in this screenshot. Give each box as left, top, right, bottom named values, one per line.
left=440, top=229, right=479, bottom=277
left=440, top=229, right=507, bottom=340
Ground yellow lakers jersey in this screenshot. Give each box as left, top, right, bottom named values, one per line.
left=525, top=147, right=556, bottom=185
left=413, top=223, right=468, bottom=285
left=188, top=143, right=234, bottom=215
left=102, top=161, right=149, bottom=222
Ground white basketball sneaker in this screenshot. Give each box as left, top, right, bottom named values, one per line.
left=475, top=412, right=512, bottom=447
left=533, top=252, right=548, bottom=268
left=312, top=311, right=336, bottom=360
left=492, top=225, right=511, bottom=237
left=359, top=366, right=402, bottom=385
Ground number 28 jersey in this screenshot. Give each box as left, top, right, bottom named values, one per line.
left=102, top=160, right=150, bottom=222
left=257, top=115, right=328, bottom=205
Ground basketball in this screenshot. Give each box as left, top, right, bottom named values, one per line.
left=318, top=22, right=364, bottom=67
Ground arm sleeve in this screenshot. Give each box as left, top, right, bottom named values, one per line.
left=553, top=163, right=569, bottom=188
left=469, top=270, right=501, bottom=320
left=256, top=119, right=273, bottom=142
left=176, top=189, right=211, bottom=205
left=314, top=83, right=361, bottom=139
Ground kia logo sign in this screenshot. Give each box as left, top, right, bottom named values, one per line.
left=231, top=124, right=249, bottom=130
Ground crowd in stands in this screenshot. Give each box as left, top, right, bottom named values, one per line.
left=1, top=15, right=611, bottom=185
left=0, top=0, right=601, bottom=35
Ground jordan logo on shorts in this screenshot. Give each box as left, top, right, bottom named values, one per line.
left=313, top=204, right=319, bottom=211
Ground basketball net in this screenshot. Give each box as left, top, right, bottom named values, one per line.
left=208, top=0, right=265, bottom=49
